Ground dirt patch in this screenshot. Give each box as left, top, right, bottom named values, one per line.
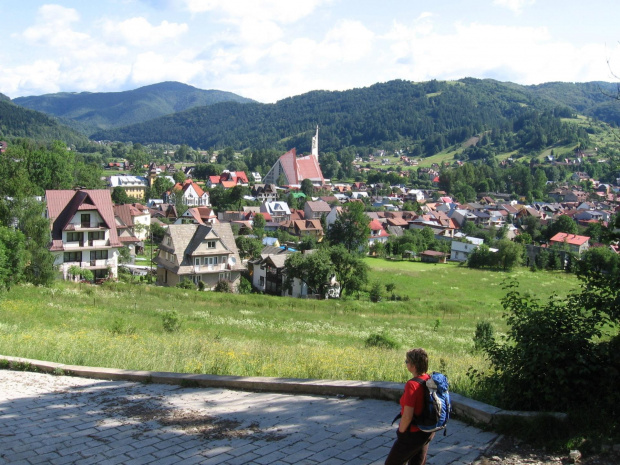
left=475, top=435, right=620, bottom=465
left=97, top=394, right=287, bottom=442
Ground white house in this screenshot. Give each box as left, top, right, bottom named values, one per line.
left=46, top=189, right=122, bottom=281
left=167, top=179, right=210, bottom=207
left=450, top=237, right=484, bottom=262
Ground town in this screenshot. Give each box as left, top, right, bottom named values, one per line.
left=19, top=126, right=618, bottom=299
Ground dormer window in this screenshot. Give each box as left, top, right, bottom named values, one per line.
left=206, top=240, right=216, bottom=248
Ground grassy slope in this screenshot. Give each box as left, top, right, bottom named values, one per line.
left=0, top=262, right=580, bottom=400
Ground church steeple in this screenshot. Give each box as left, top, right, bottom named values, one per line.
left=311, top=125, right=319, bottom=158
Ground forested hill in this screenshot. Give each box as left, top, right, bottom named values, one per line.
left=0, top=98, right=88, bottom=145
left=91, top=78, right=609, bottom=153
left=13, top=82, right=255, bottom=134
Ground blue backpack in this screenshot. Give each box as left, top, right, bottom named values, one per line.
left=393, top=372, right=451, bottom=435
left=412, top=372, right=451, bottom=434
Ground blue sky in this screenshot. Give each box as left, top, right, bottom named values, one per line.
left=2, top=0, right=620, bottom=102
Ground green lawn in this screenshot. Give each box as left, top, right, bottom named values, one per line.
left=0, top=261, right=581, bottom=402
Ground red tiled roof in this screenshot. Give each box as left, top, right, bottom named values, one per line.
left=550, top=232, right=590, bottom=246
left=46, top=189, right=121, bottom=250
left=174, top=179, right=205, bottom=197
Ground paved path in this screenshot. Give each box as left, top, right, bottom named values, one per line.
left=0, top=370, right=498, bottom=465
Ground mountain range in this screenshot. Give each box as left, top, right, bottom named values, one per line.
left=13, top=81, right=255, bottom=134
left=2, top=79, right=620, bottom=155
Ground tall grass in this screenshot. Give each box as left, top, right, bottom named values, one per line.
left=0, top=261, right=580, bottom=403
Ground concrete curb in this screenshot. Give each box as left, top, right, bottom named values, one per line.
left=0, top=355, right=566, bottom=425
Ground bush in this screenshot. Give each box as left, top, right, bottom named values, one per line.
left=176, top=280, right=195, bottom=290
left=214, top=280, right=232, bottom=293
left=365, top=333, right=399, bottom=350
left=237, top=276, right=253, bottom=294
left=369, top=281, right=383, bottom=302
left=162, top=310, right=181, bottom=333
left=471, top=279, right=619, bottom=414
left=473, top=321, right=494, bottom=352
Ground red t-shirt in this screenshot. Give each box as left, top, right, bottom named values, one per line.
left=399, top=373, right=430, bottom=432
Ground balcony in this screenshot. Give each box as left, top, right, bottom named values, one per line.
left=65, top=222, right=106, bottom=231
left=193, top=263, right=227, bottom=273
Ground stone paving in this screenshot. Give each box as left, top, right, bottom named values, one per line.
left=0, top=370, right=498, bottom=465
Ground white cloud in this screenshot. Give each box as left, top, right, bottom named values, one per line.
left=0, top=60, right=62, bottom=97
left=238, top=18, right=283, bottom=45
left=493, top=0, right=536, bottom=14
left=131, top=51, right=207, bottom=84
left=22, top=4, right=90, bottom=48
left=102, top=17, right=188, bottom=47
left=182, top=0, right=329, bottom=24
left=378, top=19, right=617, bottom=86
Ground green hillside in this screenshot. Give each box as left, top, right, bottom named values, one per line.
left=0, top=99, right=88, bottom=145
left=91, top=78, right=607, bottom=155
left=14, top=81, right=255, bottom=134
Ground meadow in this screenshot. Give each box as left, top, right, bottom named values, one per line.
left=0, top=260, right=581, bottom=402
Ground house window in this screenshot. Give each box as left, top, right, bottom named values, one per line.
left=166, top=237, right=172, bottom=246
left=63, top=252, right=82, bottom=263
left=91, top=250, right=108, bottom=260
left=259, top=276, right=265, bottom=287
left=219, top=272, right=230, bottom=281
left=89, top=231, right=105, bottom=241
left=206, top=240, right=216, bottom=248
left=93, top=269, right=107, bottom=280
left=194, top=257, right=200, bottom=266
left=67, top=232, right=83, bottom=242
left=81, top=214, right=90, bottom=227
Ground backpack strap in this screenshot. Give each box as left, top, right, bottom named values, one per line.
left=393, top=377, right=427, bottom=429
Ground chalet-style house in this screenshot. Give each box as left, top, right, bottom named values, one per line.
left=109, top=175, right=149, bottom=200
left=368, top=219, right=390, bottom=247
left=284, top=219, right=324, bottom=238
left=549, top=233, right=590, bottom=255
left=113, top=203, right=151, bottom=254
left=261, top=201, right=291, bottom=223
left=166, top=179, right=210, bottom=207
left=251, top=184, right=279, bottom=203
left=263, top=127, right=325, bottom=187
left=175, top=207, right=218, bottom=225
left=249, top=246, right=294, bottom=296
left=45, top=189, right=121, bottom=281
left=154, top=223, right=243, bottom=289
left=207, top=170, right=250, bottom=188
left=250, top=247, right=340, bottom=298
left=113, top=203, right=151, bottom=241
left=304, top=200, right=331, bottom=220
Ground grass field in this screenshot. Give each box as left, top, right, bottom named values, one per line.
left=0, top=260, right=581, bottom=402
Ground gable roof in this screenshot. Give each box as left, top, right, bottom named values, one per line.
left=160, top=223, right=243, bottom=273
left=268, top=148, right=325, bottom=186
left=173, top=179, right=206, bottom=197
left=46, top=189, right=121, bottom=250
left=305, top=200, right=332, bottom=213
left=549, top=232, right=590, bottom=246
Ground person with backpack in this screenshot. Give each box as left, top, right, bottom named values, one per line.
left=385, top=348, right=437, bottom=465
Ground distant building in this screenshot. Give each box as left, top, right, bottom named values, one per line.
left=549, top=233, right=590, bottom=255
left=263, top=127, right=325, bottom=187
left=109, top=175, right=149, bottom=200
left=450, top=237, right=484, bottom=262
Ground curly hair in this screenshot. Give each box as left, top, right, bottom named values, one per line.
left=406, top=348, right=428, bottom=374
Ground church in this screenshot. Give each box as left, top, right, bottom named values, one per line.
left=263, top=127, right=325, bottom=187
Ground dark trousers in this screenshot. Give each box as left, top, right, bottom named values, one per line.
left=385, top=430, right=434, bottom=465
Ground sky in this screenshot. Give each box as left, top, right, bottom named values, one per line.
left=2, top=0, right=620, bottom=103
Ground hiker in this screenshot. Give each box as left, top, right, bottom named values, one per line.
left=385, top=348, right=435, bottom=465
